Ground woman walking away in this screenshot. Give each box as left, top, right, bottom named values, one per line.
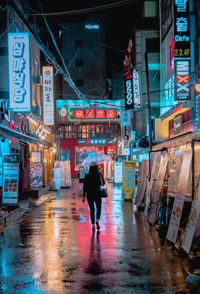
left=82, top=162, right=105, bottom=230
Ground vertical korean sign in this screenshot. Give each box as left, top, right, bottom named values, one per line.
left=132, top=69, right=141, bottom=109
left=123, top=68, right=134, bottom=110
left=43, top=66, right=54, bottom=125
left=8, top=33, right=31, bottom=112
left=174, top=0, right=191, bottom=101
left=123, top=68, right=141, bottom=110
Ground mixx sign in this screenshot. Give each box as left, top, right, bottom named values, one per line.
left=175, top=60, right=190, bottom=100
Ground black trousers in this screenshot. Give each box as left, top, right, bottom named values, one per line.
left=87, top=196, right=102, bottom=224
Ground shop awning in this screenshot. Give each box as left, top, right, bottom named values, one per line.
left=0, top=124, right=38, bottom=144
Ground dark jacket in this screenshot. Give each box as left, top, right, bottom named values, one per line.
left=83, top=171, right=105, bottom=198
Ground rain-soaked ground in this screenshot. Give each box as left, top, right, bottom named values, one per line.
left=0, top=179, right=198, bottom=293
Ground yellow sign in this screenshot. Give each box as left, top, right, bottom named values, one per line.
left=122, top=160, right=136, bottom=200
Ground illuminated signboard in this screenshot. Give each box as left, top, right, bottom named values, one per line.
left=56, top=100, right=120, bottom=122
left=123, top=68, right=134, bottom=110
left=174, top=0, right=190, bottom=58
left=175, top=59, right=190, bottom=101
left=43, top=66, right=54, bottom=125
left=78, top=139, right=114, bottom=145
left=85, top=24, right=100, bottom=30
left=133, top=69, right=141, bottom=109
left=85, top=109, right=95, bottom=119
left=8, top=32, right=31, bottom=112
left=106, top=109, right=116, bottom=119
left=96, top=109, right=105, bottom=119
left=72, top=109, right=85, bottom=119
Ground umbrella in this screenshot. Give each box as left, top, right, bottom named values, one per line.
left=81, top=153, right=112, bottom=167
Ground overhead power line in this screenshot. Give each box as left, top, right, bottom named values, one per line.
left=27, top=0, right=139, bottom=16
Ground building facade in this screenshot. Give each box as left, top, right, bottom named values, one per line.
left=58, top=13, right=121, bottom=176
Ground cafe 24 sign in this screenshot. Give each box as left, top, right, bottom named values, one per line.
left=123, top=68, right=141, bottom=110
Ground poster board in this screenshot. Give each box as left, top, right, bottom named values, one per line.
left=61, top=161, right=72, bottom=188
left=114, top=162, right=123, bottom=184
left=30, top=163, right=43, bottom=190
left=135, top=159, right=149, bottom=205
left=167, top=149, right=192, bottom=244
left=148, top=153, right=169, bottom=225
left=144, top=152, right=161, bottom=216
left=2, top=153, right=20, bottom=205
left=122, top=161, right=136, bottom=200
left=181, top=200, right=200, bottom=254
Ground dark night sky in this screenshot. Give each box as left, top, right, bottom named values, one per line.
left=28, top=0, right=156, bottom=73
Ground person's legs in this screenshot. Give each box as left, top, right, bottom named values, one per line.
left=95, top=197, right=102, bottom=230
left=87, top=198, right=95, bottom=228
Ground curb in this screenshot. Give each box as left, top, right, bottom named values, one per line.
left=0, top=192, right=55, bottom=233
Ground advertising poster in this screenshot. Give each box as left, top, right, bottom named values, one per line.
left=167, top=149, right=192, bottom=244
left=148, top=153, right=169, bottom=225
left=43, top=66, right=54, bottom=125
left=61, top=161, right=72, bottom=188
left=2, top=153, right=20, bottom=205
left=3, top=169, right=19, bottom=205
left=168, top=149, right=182, bottom=198
left=144, top=152, right=161, bottom=216
left=120, top=110, right=131, bottom=127
left=122, top=161, right=136, bottom=200
left=114, top=162, right=123, bottom=184
left=181, top=200, right=200, bottom=254
left=135, top=159, right=149, bottom=205
left=8, top=33, right=31, bottom=112
left=30, top=163, right=43, bottom=190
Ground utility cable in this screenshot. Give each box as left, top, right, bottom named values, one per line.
left=27, top=0, right=140, bottom=16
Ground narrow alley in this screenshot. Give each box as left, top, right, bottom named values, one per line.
left=0, top=180, right=194, bottom=294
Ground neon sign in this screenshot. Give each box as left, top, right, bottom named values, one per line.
left=8, top=33, right=31, bottom=112
left=56, top=100, right=120, bottom=122
left=43, top=66, right=54, bottom=125
left=175, top=60, right=190, bottom=101
left=71, top=108, right=116, bottom=120
left=174, top=0, right=190, bottom=58
left=96, top=109, right=105, bottom=119
left=85, top=109, right=95, bottom=119
left=85, top=24, right=100, bottom=30
left=123, top=68, right=134, bottom=110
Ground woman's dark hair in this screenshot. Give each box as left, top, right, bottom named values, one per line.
left=89, top=164, right=99, bottom=174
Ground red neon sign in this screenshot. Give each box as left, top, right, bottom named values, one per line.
left=70, top=108, right=118, bottom=120
left=168, top=38, right=174, bottom=73
left=85, top=109, right=95, bottom=119
left=96, top=109, right=105, bottom=118
left=73, top=109, right=85, bottom=119
left=106, top=109, right=117, bottom=119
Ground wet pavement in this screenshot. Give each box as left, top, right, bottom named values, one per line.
left=0, top=179, right=198, bottom=293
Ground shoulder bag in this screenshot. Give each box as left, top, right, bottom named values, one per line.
left=99, top=173, right=108, bottom=198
